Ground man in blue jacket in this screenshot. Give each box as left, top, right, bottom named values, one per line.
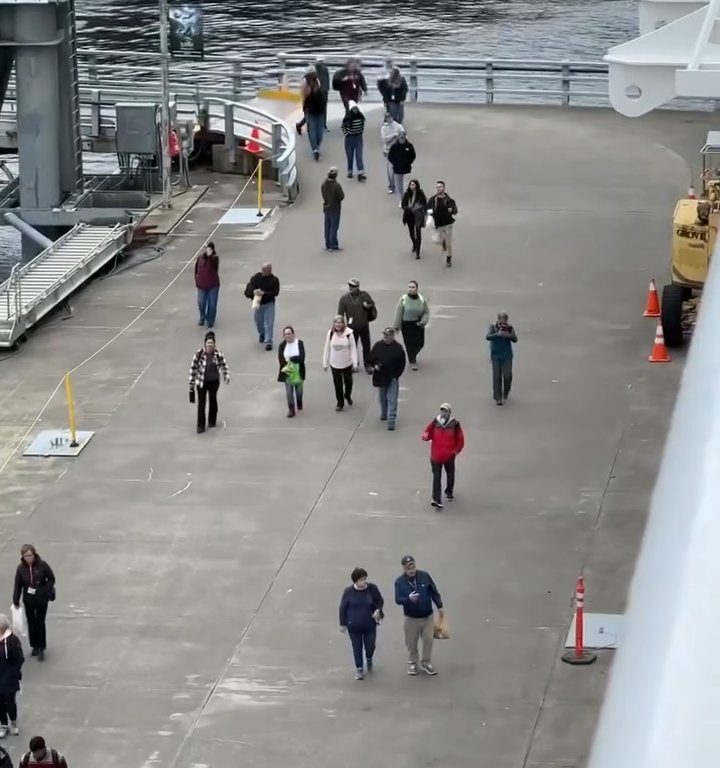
left=394, top=555, right=443, bottom=676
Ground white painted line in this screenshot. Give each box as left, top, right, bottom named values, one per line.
left=171, top=481, right=192, bottom=498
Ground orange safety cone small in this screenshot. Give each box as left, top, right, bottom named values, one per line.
left=648, top=323, right=671, bottom=363
left=246, top=124, right=261, bottom=155
left=688, top=185, right=697, bottom=200
left=643, top=279, right=661, bottom=317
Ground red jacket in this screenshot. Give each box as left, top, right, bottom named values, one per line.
left=422, top=417, right=465, bottom=463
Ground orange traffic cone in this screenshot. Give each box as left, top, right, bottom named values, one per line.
left=643, top=279, right=661, bottom=317
left=648, top=323, right=671, bottom=363
left=246, top=124, right=261, bottom=155
left=688, top=185, right=697, bottom=200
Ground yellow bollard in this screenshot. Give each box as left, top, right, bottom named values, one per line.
left=64, top=373, right=78, bottom=447
left=257, top=158, right=263, bottom=217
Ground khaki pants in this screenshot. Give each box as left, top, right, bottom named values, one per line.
left=404, top=615, right=434, bottom=665
left=437, top=224, right=453, bottom=257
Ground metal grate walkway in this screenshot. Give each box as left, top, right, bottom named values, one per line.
left=0, top=223, right=130, bottom=348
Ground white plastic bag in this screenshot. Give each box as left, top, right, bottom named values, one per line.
left=10, top=604, right=27, bottom=637
left=425, top=211, right=435, bottom=230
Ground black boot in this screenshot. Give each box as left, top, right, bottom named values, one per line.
left=287, top=404, right=296, bottom=418
left=296, top=397, right=303, bottom=411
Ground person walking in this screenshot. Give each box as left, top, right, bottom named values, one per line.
left=394, top=556, right=444, bottom=676
left=422, top=403, right=465, bottom=509
left=322, top=315, right=359, bottom=411
left=381, top=112, right=404, bottom=195
left=332, top=58, right=367, bottom=110
left=315, top=56, right=330, bottom=130
left=378, top=66, right=408, bottom=124
left=321, top=167, right=344, bottom=252
left=278, top=325, right=306, bottom=418
left=12, top=545, right=54, bottom=662
left=337, top=279, right=377, bottom=371
left=394, top=281, right=429, bottom=369
left=244, top=263, right=280, bottom=350
left=339, top=568, right=384, bottom=680
left=194, top=241, right=220, bottom=328
left=387, top=128, right=416, bottom=201
left=300, top=69, right=327, bottom=161
left=376, top=57, right=394, bottom=110
left=486, top=312, right=518, bottom=405
left=366, top=328, right=406, bottom=431
left=188, top=332, right=230, bottom=433
left=341, top=101, right=366, bottom=181
left=401, top=180, right=428, bottom=258
left=0, top=614, right=23, bottom=738
left=427, top=181, right=459, bottom=267
left=19, top=737, right=68, bottom=767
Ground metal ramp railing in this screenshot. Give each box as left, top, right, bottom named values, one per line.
left=0, top=223, right=130, bottom=348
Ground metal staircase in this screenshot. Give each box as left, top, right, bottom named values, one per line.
left=0, top=223, right=130, bottom=348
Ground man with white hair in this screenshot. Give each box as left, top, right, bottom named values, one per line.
left=0, top=614, right=23, bottom=738
left=244, top=263, right=280, bottom=351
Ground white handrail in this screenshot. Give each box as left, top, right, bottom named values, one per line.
left=587, top=238, right=720, bottom=767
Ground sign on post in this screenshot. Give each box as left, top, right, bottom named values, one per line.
left=169, top=5, right=204, bottom=58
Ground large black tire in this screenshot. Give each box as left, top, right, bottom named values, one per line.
left=661, top=284, right=685, bottom=348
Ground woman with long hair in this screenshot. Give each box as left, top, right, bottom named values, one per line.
left=322, top=315, right=359, bottom=411
left=194, top=241, right=220, bottom=327
left=12, top=544, right=55, bottom=662
left=300, top=69, right=327, bottom=161
left=401, top=179, right=427, bottom=258
left=278, top=325, right=306, bottom=418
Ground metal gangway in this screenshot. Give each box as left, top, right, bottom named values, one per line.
left=0, top=223, right=130, bottom=348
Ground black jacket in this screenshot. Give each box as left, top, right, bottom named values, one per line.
left=367, top=340, right=406, bottom=387
left=427, top=193, right=458, bottom=227
left=277, top=340, right=306, bottom=382
left=388, top=140, right=416, bottom=175
left=315, top=62, right=330, bottom=93
left=0, top=633, right=23, bottom=694
left=378, top=77, right=408, bottom=104
left=13, top=557, right=55, bottom=606
left=244, top=272, right=280, bottom=305
left=401, top=188, right=427, bottom=226
left=337, top=290, right=377, bottom=330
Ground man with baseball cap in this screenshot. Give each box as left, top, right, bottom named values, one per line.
left=366, top=326, right=406, bottom=430
left=394, top=555, right=443, bottom=676
left=422, top=402, right=465, bottom=509
left=337, top=278, right=377, bottom=370
left=321, top=166, right=344, bottom=251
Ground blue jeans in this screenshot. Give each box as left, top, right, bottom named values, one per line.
left=284, top=381, right=303, bottom=408
left=306, top=113, right=324, bottom=154
left=254, top=301, right=275, bottom=345
left=385, top=158, right=395, bottom=190
left=197, top=286, right=219, bottom=325
left=394, top=173, right=405, bottom=197
left=324, top=210, right=340, bottom=249
left=388, top=101, right=405, bottom=124
left=344, top=134, right=364, bottom=173
left=378, top=377, right=399, bottom=425
left=349, top=625, right=376, bottom=669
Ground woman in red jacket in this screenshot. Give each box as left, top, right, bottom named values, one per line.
left=422, top=402, right=465, bottom=509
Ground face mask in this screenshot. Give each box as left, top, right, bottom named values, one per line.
left=437, top=412, right=447, bottom=423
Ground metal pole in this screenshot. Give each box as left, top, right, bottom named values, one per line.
left=159, top=0, right=172, bottom=208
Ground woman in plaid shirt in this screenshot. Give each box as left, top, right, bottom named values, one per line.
left=188, top=332, right=230, bottom=432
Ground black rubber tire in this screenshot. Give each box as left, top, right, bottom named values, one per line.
left=661, top=283, right=685, bottom=348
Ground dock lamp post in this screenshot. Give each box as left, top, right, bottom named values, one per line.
left=159, top=0, right=172, bottom=209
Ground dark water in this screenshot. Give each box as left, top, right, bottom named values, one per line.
left=0, top=1, right=637, bottom=281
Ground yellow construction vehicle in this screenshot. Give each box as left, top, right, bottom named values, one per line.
left=663, top=133, right=720, bottom=346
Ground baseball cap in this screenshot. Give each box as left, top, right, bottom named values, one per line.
left=400, top=555, right=415, bottom=566
left=348, top=278, right=360, bottom=288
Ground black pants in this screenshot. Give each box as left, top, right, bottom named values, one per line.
left=0, top=692, right=17, bottom=725
left=353, top=326, right=371, bottom=367
left=401, top=321, right=425, bottom=364
left=197, top=381, right=219, bottom=428
left=406, top=221, right=423, bottom=255
left=331, top=366, right=353, bottom=407
left=491, top=358, right=513, bottom=402
left=26, top=600, right=48, bottom=651
left=431, top=458, right=455, bottom=503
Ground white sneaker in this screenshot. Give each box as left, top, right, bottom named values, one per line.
left=9, top=723, right=18, bottom=736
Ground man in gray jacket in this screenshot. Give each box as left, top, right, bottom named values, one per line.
left=321, top=167, right=344, bottom=251
left=338, top=278, right=377, bottom=371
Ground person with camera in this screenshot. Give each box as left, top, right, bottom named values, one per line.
left=486, top=312, right=518, bottom=405
left=12, top=544, right=55, bottom=663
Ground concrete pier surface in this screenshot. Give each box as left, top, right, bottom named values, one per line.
left=0, top=105, right=711, bottom=767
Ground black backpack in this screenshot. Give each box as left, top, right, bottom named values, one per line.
left=20, top=749, right=60, bottom=767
